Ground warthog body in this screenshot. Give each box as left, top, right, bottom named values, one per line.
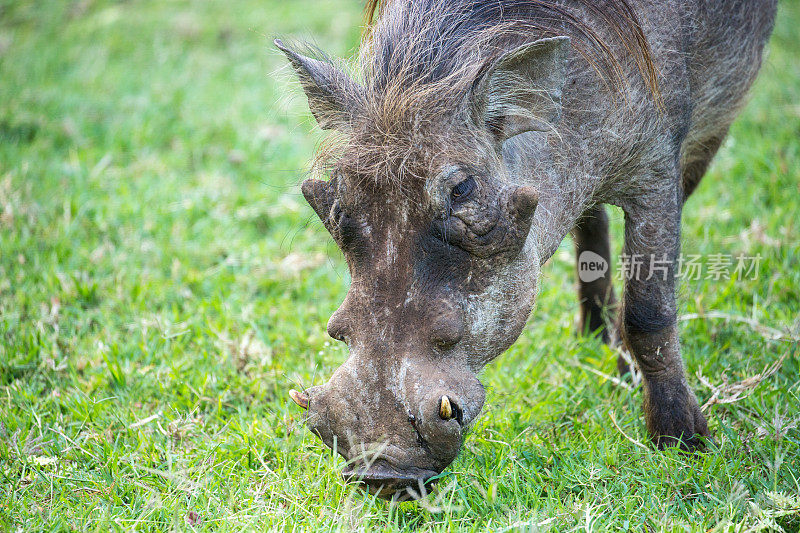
left=278, top=0, right=777, bottom=499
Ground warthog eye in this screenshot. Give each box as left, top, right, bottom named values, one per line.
left=451, top=176, right=476, bottom=203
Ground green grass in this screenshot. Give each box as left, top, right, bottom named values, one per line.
left=1, top=0, right=798, bottom=530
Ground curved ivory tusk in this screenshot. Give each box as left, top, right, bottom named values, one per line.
left=289, top=389, right=309, bottom=409
left=439, top=395, right=453, bottom=420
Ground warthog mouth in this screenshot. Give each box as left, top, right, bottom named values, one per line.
left=341, top=460, right=440, bottom=501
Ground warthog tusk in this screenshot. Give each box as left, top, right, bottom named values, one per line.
left=289, top=389, right=309, bottom=409
left=439, top=395, right=453, bottom=420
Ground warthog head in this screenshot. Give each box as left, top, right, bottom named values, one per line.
left=277, top=21, right=570, bottom=498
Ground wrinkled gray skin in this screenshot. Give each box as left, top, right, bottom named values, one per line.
left=277, top=0, right=776, bottom=499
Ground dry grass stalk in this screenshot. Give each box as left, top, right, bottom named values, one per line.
left=697, top=351, right=790, bottom=413
left=679, top=311, right=798, bottom=342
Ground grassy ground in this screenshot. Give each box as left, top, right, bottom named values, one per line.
left=1, top=0, right=798, bottom=530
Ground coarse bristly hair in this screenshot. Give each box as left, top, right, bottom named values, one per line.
left=312, top=0, right=662, bottom=190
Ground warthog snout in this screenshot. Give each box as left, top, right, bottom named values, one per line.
left=341, top=461, right=439, bottom=500
left=290, top=351, right=485, bottom=499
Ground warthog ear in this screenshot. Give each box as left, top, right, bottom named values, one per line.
left=275, top=39, right=362, bottom=131
left=472, top=36, right=570, bottom=143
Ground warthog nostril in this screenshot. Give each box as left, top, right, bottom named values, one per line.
left=438, top=395, right=463, bottom=423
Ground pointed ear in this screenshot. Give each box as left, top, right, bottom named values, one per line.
left=472, top=36, right=570, bottom=144
left=275, top=39, right=362, bottom=131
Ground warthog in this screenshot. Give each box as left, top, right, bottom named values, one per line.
left=278, top=0, right=777, bottom=499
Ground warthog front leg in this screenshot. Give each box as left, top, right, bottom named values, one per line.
left=620, top=194, right=710, bottom=450
left=573, top=204, right=635, bottom=376
left=573, top=204, right=618, bottom=343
